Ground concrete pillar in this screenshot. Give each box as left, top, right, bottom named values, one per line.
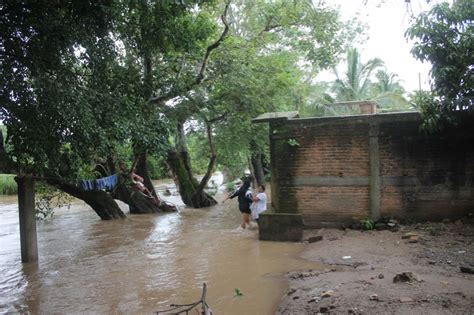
left=369, top=122, right=381, bottom=221
left=15, top=175, right=38, bottom=263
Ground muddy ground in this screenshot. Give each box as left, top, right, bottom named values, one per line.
left=277, top=221, right=474, bottom=314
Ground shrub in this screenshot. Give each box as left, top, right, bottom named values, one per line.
left=0, top=174, right=17, bottom=195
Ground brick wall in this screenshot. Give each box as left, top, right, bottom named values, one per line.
left=266, top=112, right=474, bottom=227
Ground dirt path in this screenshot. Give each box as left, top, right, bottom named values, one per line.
left=277, top=222, right=474, bottom=314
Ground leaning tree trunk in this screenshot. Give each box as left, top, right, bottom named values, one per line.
left=104, top=153, right=176, bottom=214
left=112, top=172, right=177, bottom=214
left=47, top=179, right=126, bottom=220
left=167, top=122, right=217, bottom=208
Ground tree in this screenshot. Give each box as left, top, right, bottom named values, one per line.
left=406, top=0, right=473, bottom=131
left=153, top=0, right=357, bottom=204
left=369, top=70, right=410, bottom=111
left=113, top=0, right=221, bottom=209
left=0, top=0, right=129, bottom=219
left=332, top=48, right=384, bottom=101
left=331, top=48, right=409, bottom=113
left=0, top=0, right=215, bottom=218
left=190, top=0, right=358, bottom=186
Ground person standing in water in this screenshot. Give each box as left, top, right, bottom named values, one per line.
left=222, top=177, right=253, bottom=229
left=251, top=185, right=267, bottom=223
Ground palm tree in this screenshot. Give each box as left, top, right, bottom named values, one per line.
left=332, top=48, right=384, bottom=101
left=370, top=70, right=410, bottom=111
left=332, top=48, right=410, bottom=112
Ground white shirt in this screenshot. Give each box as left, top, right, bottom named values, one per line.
left=251, top=192, right=267, bottom=219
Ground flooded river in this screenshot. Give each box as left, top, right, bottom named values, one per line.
left=0, top=178, right=321, bottom=314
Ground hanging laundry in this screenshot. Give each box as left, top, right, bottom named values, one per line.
left=80, top=174, right=118, bottom=191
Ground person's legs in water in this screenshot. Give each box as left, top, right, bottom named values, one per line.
left=241, top=212, right=251, bottom=229
left=240, top=213, right=246, bottom=229
left=244, top=213, right=250, bottom=227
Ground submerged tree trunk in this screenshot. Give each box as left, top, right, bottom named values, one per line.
left=47, top=179, right=126, bottom=220
left=167, top=122, right=217, bottom=208
left=108, top=151, right=177, bottom=213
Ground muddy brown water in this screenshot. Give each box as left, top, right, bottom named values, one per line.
left=0, top=179, right=321, bottom=314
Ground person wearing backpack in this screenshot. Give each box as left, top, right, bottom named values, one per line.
left=222, top=177, right=253, bottom=229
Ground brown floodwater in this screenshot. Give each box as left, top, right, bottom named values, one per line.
left=0, top=178, right=321, bottom=314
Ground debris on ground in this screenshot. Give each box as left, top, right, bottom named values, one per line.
left=277, top=221, right=474, bottom=315
left=393, top=272, right=422, bottom=283
left=307, top=235, right=323, bottom=243
left=400, top=296, right=415, bottom=303
left=460, top=266, right=474, bottom=274
left=402, top=232, right=417, bottom=239
left=320, top=290, right=334, bottom=298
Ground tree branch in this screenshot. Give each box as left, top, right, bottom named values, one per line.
left=149, top=1, right=231, bottom=105
left=193, top=121, right=217, bottom=196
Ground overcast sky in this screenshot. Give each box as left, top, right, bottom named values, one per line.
left=317, top=0, right=444, bottom=92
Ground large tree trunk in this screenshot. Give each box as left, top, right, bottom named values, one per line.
left=167, top=122, right=217, bottom=208
left=167, top=150, right=217, bottom=208
left=135, top=153, right=158, bottom=199
left=112, top=173, right=177, bottom=214
left=108, top=151, right=177, bottom=214
left=251, top=152, right=265, bottom=186
left=47, top=179, right=126, bottom=220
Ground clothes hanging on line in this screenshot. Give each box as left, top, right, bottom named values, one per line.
left=80, top=174, right=118, bottom=191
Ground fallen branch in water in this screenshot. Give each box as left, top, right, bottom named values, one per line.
left=156, top=283, right=212, bottom=315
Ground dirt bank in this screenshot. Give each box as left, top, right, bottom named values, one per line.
left=277, top=222, right=474, bottom=314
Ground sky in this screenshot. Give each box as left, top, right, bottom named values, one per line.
left=317, top=0, right=444, bottom=92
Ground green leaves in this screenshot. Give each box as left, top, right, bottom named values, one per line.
left=287, top=138, right=300, bottom=147
left=406, top=0, right=473, bottom=130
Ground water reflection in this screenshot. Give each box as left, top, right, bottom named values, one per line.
left=0, top=178, right=321, bottom=314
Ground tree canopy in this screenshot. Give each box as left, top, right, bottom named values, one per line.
left=0, top=0, right=426, bottom=213
left=406, top=0, right=473, bottom=131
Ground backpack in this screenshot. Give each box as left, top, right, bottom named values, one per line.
left=245, top=189, right=253, bottom=206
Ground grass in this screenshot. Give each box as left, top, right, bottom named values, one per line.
left=0, top=174, right=17, bottom=195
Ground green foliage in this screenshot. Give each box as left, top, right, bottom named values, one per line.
left=178, top=0, right=360, bottom=180
left=226, top=181, right=237, bottom=192
left=406, top=0, right=474, bottom=130
left=408, top=90, right=453, bottom=133
left=0, top=0, right=214, bottom=181
left=187, top=131, right=212, bottom=175
left=333, top=48, right=385, bottom=102
left=0, top=0, right=367, bottom=198
left=35, top=183, right=73, bottom=220
left=234, top=288, right=243, bottom=296
left=147, top=155, right=169, bottom=180
left=327, top=48, right=410, bottom=114
left=287, top=138, right=300, bottom=147
left=360, top=219, right=375, bottom=230
left=0, top=174, right=17, bottom=195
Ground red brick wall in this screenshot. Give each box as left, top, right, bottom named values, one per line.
left=379, top=120, right=474, bottom=221
left=270, top=113, right=474, bottom=227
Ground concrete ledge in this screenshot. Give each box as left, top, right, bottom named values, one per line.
left=259, top=213, right=304, bottom=242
